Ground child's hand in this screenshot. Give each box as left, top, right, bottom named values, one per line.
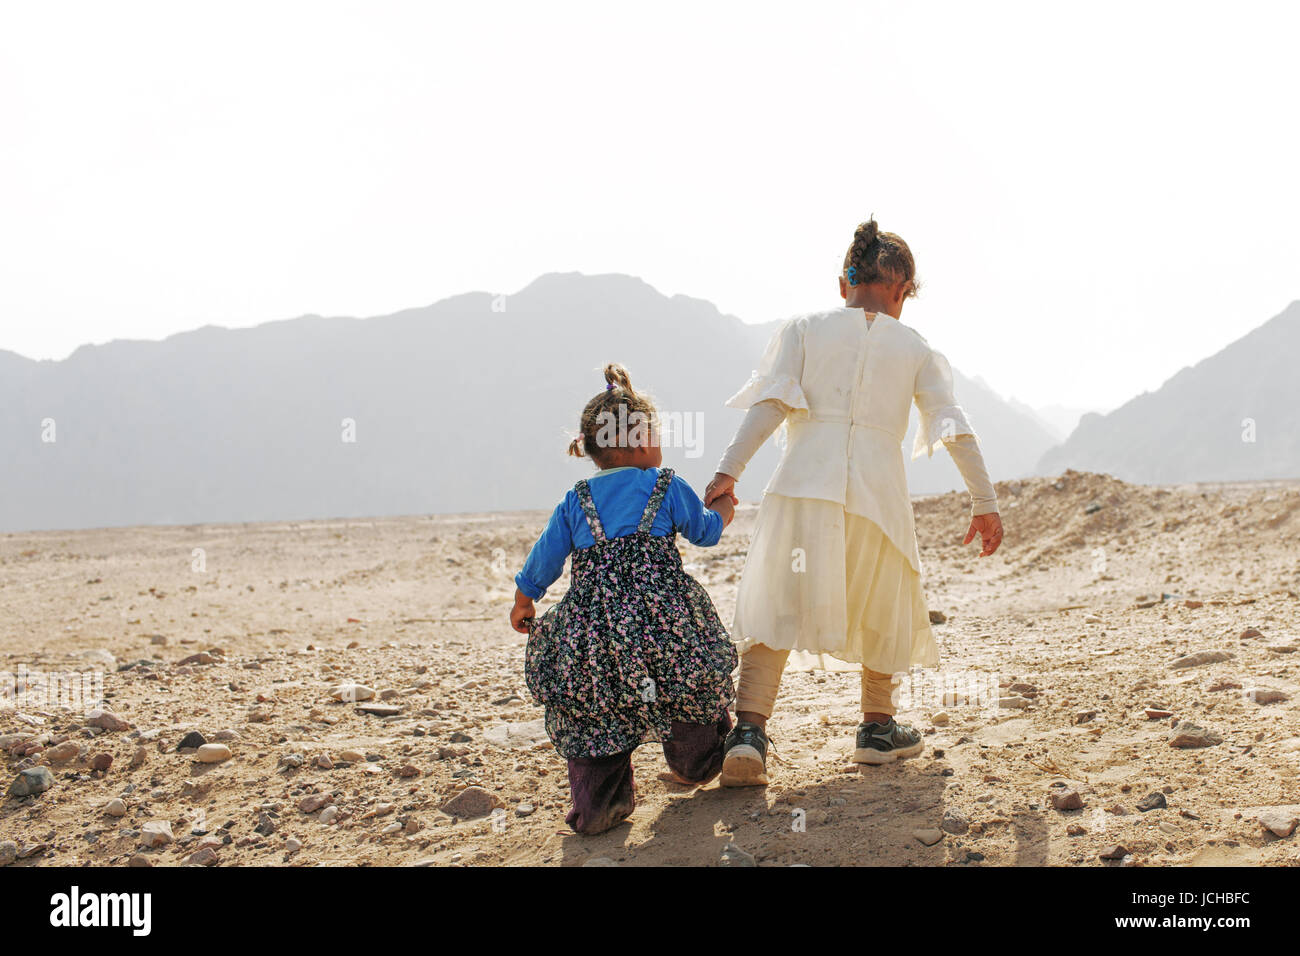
left=709, top=495, right=736, bottom=528
left=964, top=512, right=1004, bottom=557
left=510, top=589, right=536, bottom=633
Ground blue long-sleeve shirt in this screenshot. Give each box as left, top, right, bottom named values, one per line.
left=515, top=466, right=723, bottom=600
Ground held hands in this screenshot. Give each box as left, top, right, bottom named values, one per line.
left=964, top=512, right=1004, bottom=557
left=510, top=588, right=535, bottom=633
left=704, top=472, right=740, bottom=508
left=709, top=494, right=736, bottom=528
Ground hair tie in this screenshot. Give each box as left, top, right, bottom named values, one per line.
left=605, top=383, right=615, bottom=390
left=846, top=265, right=860, bottom=287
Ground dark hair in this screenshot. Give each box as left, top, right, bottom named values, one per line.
left=567, top=363, right=658, bottom=468
left=843, top=216, right=921, bottom=298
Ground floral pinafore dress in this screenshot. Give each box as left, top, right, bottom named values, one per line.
left=524, top=468, right=738, bottom=760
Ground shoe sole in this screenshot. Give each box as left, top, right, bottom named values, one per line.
left=852, top=740, right=924, bottom=765
left=720, top=745, right=768, bottom=787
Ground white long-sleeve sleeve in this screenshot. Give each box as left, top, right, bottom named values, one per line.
left=945, top=433, right=999, bottom=516
left=716, top=399, right=787, bottom=480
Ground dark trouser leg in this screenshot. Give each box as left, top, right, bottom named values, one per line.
left=662, top=710, right=733, bottom=784
left=565, top=750, right=636, bottom=835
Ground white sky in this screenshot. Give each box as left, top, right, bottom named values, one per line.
left=2, top=1, right=1297, bottom=410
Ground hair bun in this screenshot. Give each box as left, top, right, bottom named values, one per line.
left=855, top=218, right=880, bottom=245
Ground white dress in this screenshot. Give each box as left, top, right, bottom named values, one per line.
left=719, top=308, right=995, bottom=675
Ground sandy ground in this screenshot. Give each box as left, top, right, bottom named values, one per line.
left=3, top=470, right=1299, bottom=867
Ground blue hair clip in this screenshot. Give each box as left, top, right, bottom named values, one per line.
left=846, top=265, right=861, bottom=287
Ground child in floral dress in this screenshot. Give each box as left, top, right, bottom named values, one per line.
left=510, top=363, right=739, bottom=835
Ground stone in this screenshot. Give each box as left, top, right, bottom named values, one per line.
left=298, top=793, right=331, bottom=814
left=195, top=743, right=232, bottom=763
left=719, top=842, right=756, bottom=867
left=177, top=652, right=218, bottom=665
left=339, top=750, right=365, bottom=762
left=440, top=786, right=503, bottom=819
left=130, top=747, right=148, bottom=768
left=1168, top=722, right=1222, bottom=748
left=1145, top=708, right=1175, bottom=720
left=8, top=767, right=55, bottom=798
left=941, top=810, right=969, bottom=835
left=46, top=740, right=80, bottom=763
left=140, top=820, right=174, bottom=848
left=357, top=703, right=402, bottom=717
left=1245, top=687, right=1289, bottom=705
left=1099, top=844, right=1130, bottom=860
left=178, top=731, right=207, bottom=750
left=1239, top=628, right=1264, bottom=640
left=105, top=798, right=128, bottom=817
left=86, top=709, right=131, bottom=732
left=0, top=841, right=17, bottom=865
left=931, top=711, right=950, bottom=727
left=128, top=854, right=153, bottom=867
left=212, top=729, right=242, bottom=742
left=254, top=812, right=277, bottom=836
left=91, top=752, right=112, bottom=772
left=1050, top=789, right=1084, bottom=811
left=913, top=828, right=944, bottom=846
left=330, top=683, right=376, bottom=702
left=286, top=838, right=303, bottom=854
left=318, top=806, right=339, bottom=825
left=1257, top=809, right=1299, bottom=838
left=279, top=753, right=304, bottom=768
left=481, top=719, right=549, bottom=750
left=1137, top=792, right=1167, bottom=812
left=1170, top=651, right=1233, bottom=670
left=515, top=803, right=536, bottom=817
left=928, top=609, right=947, bottom=625
left=315, top=754, right=334, bottom=770
left=187, top=846, right=218, bottom=866
left=396, top=763, right=420, bottom=778
left=998, top=696, right=1030, bottom=710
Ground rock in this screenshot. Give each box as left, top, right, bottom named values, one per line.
left=177, top=652, right=218, bottom=665
left=1257, top=809, right=1299, bottom=838
left=1239, top=627, right=1264, bottom=640
left=396, top=764, right=420, bottom=778
left=130, top=747, right=148, bottom=768
left=1050, top=789, right=1084, bottom=811
left=212, top=729, right=241, bottom=742
left=928, top=609, right=947, bottom=625
left=149, top=634, right=168, bottom=645
left=583, top=856, right=619, bottom=867
left=998, top=696, right=1030, bottom=709
left=91, top=753, right=113, bottom=772
left=1084, top=614, right=1102, bottom=624
left=440, top=786, right=503, bottom=819
left=1066, top=824, right=1087, bottom=837
left=86, top=709, right=131, bottom=732
left=1137, top=792, right=1167, bottom=812
left=195, top=743, right=232, bottom=764
left=1207, top=680, right=1243, bottom=693
left=139, top=821, right=174, bottom=848
left=128, top=854, right=153, bottom=868
left=105, top=798, right=128, bottom=817
left=1170, top=650, right=1233, bottom=670
left=1007, top=682, right=1038, bottom=696
left=329, top=683, right=376, bottom=702
left=1245, top=687, right=1289, bottom=705
left=8, top=767, right=55, bottom=798
left=318, top=806, right=339, bottom=825
left=254, top=813, right=277, bottom=836
left=1099, top=844, right=1130, bottom=860
left=177, top=731, right=207, bottom=750
left=719, top=842, right=756, bottom=867
left=339, top=750, right=365, bottom=762
left=298, top=793, right=331, bottom=813
left=1168, top=721, right=1222, bottom=748
left=515, top=803, right=536, bottom=818
left=286, top=838, right=302, bottom=854
left=187, top=847, right=219, bottom=866
left=0, top=841, right=17, bottom=865
left=930, top=711, right=950, bottom=727
left=278, top=753, right=304, bottom=768
left=481, top=719, right=550, bottom=750
left=913, top=828, right=944, bottom=846
left=1074, top=710, right=1097, bottom=725
left=315, top=754, right=334, bottom=770
left=941, top=810, right=969, bottom=835
left=356, top=703, right=402, bottom=717
left=46, top=740, right=80, bottom=763
left=1144, top=708, right=1175, bottom=720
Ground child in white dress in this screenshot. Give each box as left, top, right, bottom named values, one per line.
left=704, top=218, right=1004, bottom=785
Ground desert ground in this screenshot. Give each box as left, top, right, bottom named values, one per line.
left=2, top=470, right=1299, bottom=867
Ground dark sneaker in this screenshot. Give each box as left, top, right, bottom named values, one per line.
left=720, top=721, right=770, bottom=787
left=853, top=718, right=923, bottom=765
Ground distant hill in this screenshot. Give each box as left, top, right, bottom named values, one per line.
left=1, top=273, right=1055, bottom=532
left=1038, top=301, right=1300, bottom=483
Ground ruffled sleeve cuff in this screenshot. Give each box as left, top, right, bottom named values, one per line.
left=725, top=374, right=810, bottom=418
left=911, top=403, right=975, bottom=460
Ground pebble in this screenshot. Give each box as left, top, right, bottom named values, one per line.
left=1099, top=844, right=1130, bottom=860
left=1168, top=721, right=1222, bottom=748
left=128, top=854, right=153, bottom=868
left=339, top=750, right=365, bottom=762
left=1137, top=792, right=1167, bottom=812
left=254, top=813, right=277, bottom=836
left=357, top=703, right=403, bottom=717
left=1050, top=789, right=1084, bottom=811
left=1144, top=708, right=1175, bottom=720
left=998, top=696, right=1030, bottom=710
left=279, top=753, right=304, bottom=768
left=1245, top=687, right=1289, bottom=705
left=213, top=729, right=242, bottom=742
left=286, top=838, right=303, bottom=853
left=913, top=828, right=944, bottom=846
left=140, top=820, right=174, bottom=848
left=330, top=683, right=376, bottom=702
left=91, top=753, right=112, bottom=772
left=318, top=806, right=339, bottom=825
left=719, top=842, right=756, bottom=867
left=515, top=803, right=536, bottom=818
left=299, top=793, right=331, bottom=813
left=8, top=767, right=55, bottom=798
left=195, top=743, right=233, bottom=763
left=86, top=709, right=131, bottom=732
left=928, top=609, right=947, bottom=624
left=941, top=810, right=969, bottom=835
left=1170, top=650, right=1233, bottom=670
left=187, top=847, right=219, bottom=866
left=930, top=711, right=950, bottom=727
left=177, top=731, right=207, bottom=750
left=105, top=798, right=128, bottom=817
left=130, top=747, right=148, bottom=768
left=316, top=754, right=334, bottom=770
left=1257, top=809, right=1299, bottom=838
left=440, top=786, right=503, bottom=819
left=46, top=741, right=80, bottom=763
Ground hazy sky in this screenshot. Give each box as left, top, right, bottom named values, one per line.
left=3, top=1, right=1297, bottom=410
